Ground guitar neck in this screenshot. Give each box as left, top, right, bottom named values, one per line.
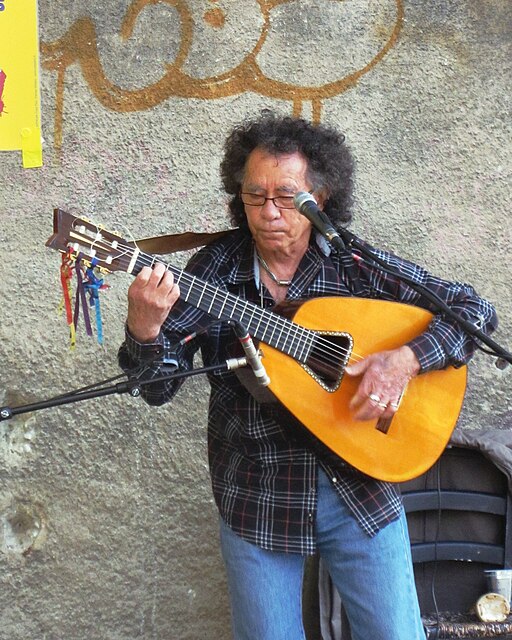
left=127, top=249, right=315, bottom=362
left=45, top=208, right=315, bottom=361
left=130, top=249, right=314, bottom=362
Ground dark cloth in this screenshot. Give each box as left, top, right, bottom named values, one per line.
left=119, top=229, right=497, bottom=554
left=450, top=427, right=512, bottom=493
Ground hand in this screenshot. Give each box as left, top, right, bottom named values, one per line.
left=345, top=346, right=420, bottom=421
left=126, top=263, right=180, bottom=343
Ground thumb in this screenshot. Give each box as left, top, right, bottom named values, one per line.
left=345, top=358, right=368, bottom=377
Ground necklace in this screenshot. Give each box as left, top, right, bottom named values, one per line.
left=256, top=251, right=292, bottom=287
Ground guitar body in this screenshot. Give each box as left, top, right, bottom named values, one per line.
left=260, top=297, right=467, bottom=482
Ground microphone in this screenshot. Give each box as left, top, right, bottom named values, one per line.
left=233, top=324, right=271, bottom=386
left=293, top=192, right=346, bottom=251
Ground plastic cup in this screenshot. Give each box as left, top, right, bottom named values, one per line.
left=485, top=569, right=512, bottom=604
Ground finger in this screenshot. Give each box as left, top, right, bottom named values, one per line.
left=351, top=392, right=386, bottom=420
left=166, top=281, right=181, bottom=305
left=349, top=372, right=406, bottom=413
left=349, top=374, right=381, bottom=412
left=386, top=387, right=406, bottom=413
left=132, top=265, right=175, bottom=300
left=132, top=265, right=153, bottom=287
left=354, top=390, right=406, bottom=421
left=148, top=262, right=173, bottom=287
left=349, top=387, right=370, bottom=412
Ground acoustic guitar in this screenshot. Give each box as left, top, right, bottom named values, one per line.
left=46, top=208, right=467, bottom=482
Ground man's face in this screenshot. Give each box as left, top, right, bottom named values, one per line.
left=241, top=148, right=315, bottom=255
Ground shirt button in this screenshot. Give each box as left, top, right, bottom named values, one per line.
left=332, top=477, right=337, bottom=483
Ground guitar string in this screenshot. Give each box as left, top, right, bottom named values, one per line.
left=88, top=233, right=366, bottom=372
left=81, top=230, right=367, bottom=371
left=131, top=246, right=366, bottom=370
left=83, top=227, right=364, bottom=376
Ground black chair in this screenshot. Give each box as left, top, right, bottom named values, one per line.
left=402, top=445, right=512, bottom=639
left=308, top=443, right=512, bottom=640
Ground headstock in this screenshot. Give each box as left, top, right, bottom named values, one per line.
left=46, top=208, right=136, bottom=274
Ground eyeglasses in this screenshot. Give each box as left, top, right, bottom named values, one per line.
left=240, top=192, right=310, bottom=209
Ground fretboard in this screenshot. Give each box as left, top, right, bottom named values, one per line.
left=131, top=251, right=315, bottom=363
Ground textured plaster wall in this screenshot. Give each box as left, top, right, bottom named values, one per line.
left=0, top=1, right=510, bottom=638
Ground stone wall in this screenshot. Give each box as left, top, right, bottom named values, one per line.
left=0, top=1, right=510, bottom=638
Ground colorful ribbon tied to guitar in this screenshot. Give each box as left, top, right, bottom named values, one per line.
left=59, top=251, right=109, bottom=347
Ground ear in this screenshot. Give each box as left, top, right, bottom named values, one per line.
left=315, top=189, right=328, bottom=210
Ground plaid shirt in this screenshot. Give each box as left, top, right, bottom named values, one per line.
left=119, top=229, right=497, bottom=554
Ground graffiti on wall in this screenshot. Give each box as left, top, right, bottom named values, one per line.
left=41, top=0, right=404, bottom=151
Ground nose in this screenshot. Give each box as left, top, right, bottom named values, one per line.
left=260, top=198, right=281, bottom=220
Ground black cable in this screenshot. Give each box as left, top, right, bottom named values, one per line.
left=430, top=460, right=442, bottom=640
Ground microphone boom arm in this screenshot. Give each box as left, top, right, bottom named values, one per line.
left=293, top=191, right=511, bottom=368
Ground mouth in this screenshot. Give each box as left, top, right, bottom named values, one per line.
left=261, top=227, right=286, bottom=234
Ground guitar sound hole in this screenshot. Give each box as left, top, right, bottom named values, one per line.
left=303, top=333, right=352, bottom=391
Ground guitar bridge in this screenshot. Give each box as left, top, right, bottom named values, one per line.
left=301, top=331, right=353, bottom=392
left=376, top=416, right=393, bottom=434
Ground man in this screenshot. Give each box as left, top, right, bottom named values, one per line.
left=119, top=112, right=497, bottom=639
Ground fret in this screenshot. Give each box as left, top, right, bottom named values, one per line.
left=252, top=308, right=266, bottom=338
left=257, top=314, right=273, bottom=344
left=220, top=293, right=237, bottom=322
left=215, top=292, right=228, bottom=319
left=207, top=286, right=225, bottom=318
left=205, top=287, right=217, bottom=315
left=227, top=296, right=239, bottom=322
left=296, top=330, right=314, bottom=362
left=183, top=274, right=196, bottom=303
left=272, top=321, right=288, bottom=352
left=132, top=256, right=144, bottom=277
left=265, top=318, right=279, bottom=346
left=238, top=299, right=257, bottom=330
left=290, top=327, right=303, bottom=359
left=281, top=325, right=297, bottom=356
left=196, top=280, right=208, bottom=308
left=244, top=304, right=260, bottom=335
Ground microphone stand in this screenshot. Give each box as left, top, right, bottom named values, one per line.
left=332, top=226, right=512, bottom=369
left=0, top=316, right=273, bottom=423
left=0, top=358, right=248, bottom=423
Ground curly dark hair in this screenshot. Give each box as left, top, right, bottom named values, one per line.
left=220, top=110, right=354, bottom=229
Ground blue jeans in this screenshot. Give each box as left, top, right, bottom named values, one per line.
left=219, top=468, right=426, bottom=640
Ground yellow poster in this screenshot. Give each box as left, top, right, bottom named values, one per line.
left=0, top=0, right=42, bottom=168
